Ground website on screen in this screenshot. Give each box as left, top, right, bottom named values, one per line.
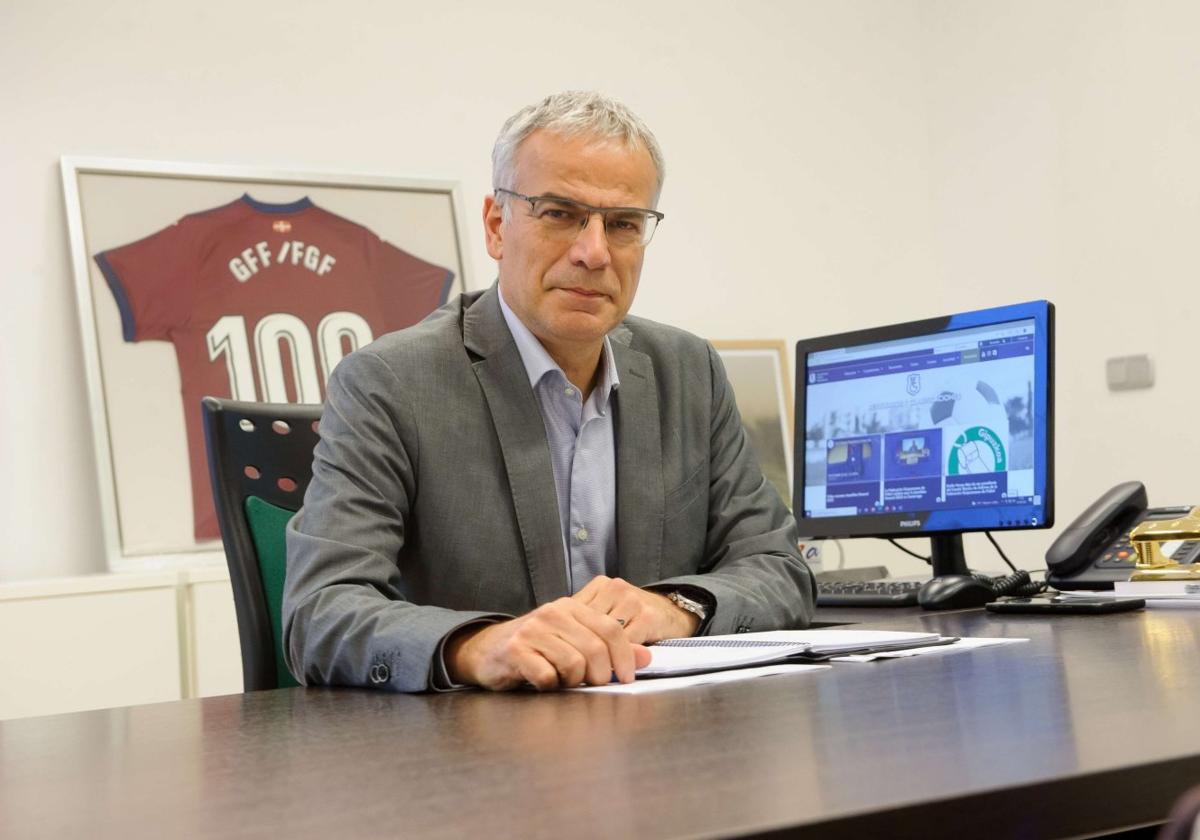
left=802, top=319, right=1039, bottom=519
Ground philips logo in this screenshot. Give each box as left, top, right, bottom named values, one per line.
left=899, top=519, right=922, bottom=528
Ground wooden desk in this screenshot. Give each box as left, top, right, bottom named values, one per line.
left=4, top=607, right=1199, bottom=839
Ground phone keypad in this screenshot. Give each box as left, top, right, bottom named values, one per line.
left=1097, top=536, right=1136, bottom=568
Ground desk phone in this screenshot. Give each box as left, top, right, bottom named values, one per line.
left=1046, top=481, right=1200, bottom=590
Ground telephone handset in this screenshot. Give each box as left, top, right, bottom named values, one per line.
left=1045, top=481, right=1200, bottom=590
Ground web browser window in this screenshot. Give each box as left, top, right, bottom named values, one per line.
left=802, top=318, right=1038, bottom=522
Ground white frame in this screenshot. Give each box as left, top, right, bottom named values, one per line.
left=713, top=340, right=795, bottom=507
left=61, top=157, right=475, bottom=572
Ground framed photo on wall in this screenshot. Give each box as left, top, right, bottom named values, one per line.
left=713, top=340, right=795, bottom=507
left=62, top=158, right=474, bottom=572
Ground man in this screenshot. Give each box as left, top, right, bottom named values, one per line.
left=283, top=91, right=815, bottom=693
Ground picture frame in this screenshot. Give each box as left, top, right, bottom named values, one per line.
left=61, top=157, right=474, bottom=572
left=713, top=340, right=795, bottom=507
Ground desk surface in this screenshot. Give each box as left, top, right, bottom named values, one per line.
left=5, top=607, right=1200, bottom=839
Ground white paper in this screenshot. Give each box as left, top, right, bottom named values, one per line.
left=700, top=629, right=943, bottom=647
left=567, top=636, right=1027, bottom=693
left=1053, top=590, right=1199, bottom=603
left=571, top=663, right=829, bottom=694
left=831, top=636, right=1028, bottom=662
left=635, top=641, right=807, bottom=676
left=637, top=629, right=943, bottom=677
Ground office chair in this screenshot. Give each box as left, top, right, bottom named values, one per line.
left=201, top=396, right=323, bottom=691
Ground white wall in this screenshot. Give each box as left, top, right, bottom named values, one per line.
left=1, top=0, right=1192, bottom=582
left=907, top=0, right=1200, bottom=573
left=0, top=0, right=934, bottom=579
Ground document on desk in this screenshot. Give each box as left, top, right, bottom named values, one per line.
left=1057, top=589, right=1200, bottom=608
left=572, top=663, right=830, bottom=694
left=635, top=629, right=947, bottom=677
left=830, top=636, right=1028, bottom=662
left=569, top=634, right=1027, bottom=694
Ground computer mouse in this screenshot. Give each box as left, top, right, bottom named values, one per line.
left=918, top=575, right=996, bottom=610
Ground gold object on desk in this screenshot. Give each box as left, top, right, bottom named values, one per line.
left=1129, top=565, right=1200, bottom=581
left=1131, top=506, right=1200, bottom=570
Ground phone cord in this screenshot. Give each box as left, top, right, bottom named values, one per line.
left=974, top=570, right=1045, bottom=597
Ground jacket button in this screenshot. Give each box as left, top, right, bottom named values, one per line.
left=370, top=664, right=390, bottom=684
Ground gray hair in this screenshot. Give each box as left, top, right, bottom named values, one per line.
left=491, top=91, right=665, bottom=207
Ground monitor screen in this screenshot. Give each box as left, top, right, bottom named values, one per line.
left=794, top=300, right=1054, bottom=546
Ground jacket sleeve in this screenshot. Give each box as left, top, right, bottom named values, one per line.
left=282, top=350, right=508, bottom=692
left=646, top=343, right=817, bottom=634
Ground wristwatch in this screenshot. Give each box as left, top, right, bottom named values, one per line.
left=666, top=590, right=709, bottom=621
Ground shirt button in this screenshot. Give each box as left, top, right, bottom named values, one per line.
left=565, top=386, right=576, bottom=396
left=576, top=527, right=588, bottom=542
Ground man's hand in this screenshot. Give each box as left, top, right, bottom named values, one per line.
left=573, top=576, right=701, bottom=644
left=445, top=597, right=652, bottom=691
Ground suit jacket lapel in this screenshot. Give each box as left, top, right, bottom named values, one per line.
left=610, top=326, right=664, bottom=585
left=463, top=287, right=569, bottom=604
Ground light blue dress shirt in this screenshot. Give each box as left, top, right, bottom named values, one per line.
left=498, top=289, right=619, bottom=593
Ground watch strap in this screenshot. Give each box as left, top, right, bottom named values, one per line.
left=667, top=590, right=709, bottom=620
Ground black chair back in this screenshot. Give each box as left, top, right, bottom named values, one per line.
left=201, top=397, right=322, bottom=691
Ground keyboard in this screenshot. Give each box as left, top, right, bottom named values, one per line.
left=816, top=579, right=924, bottom=607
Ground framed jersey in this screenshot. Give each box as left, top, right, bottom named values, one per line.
left=62, top=158, right=473, bottom=572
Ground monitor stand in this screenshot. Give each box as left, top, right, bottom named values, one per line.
left=929, top=534, right=970, bottom=578
left=919, top=534, right=996, bottom=610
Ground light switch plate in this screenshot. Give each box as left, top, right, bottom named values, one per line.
left=1106, top=354, right=1154, bottom=391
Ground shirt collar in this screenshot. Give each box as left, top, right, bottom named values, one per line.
left=497, top=285, right=620, bottom=402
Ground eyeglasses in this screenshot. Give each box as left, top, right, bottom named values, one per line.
left=494, top=188, right=664, bottom=247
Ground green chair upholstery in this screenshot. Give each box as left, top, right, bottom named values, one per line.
left=201, top=397, right=323, bottom=691
left=244, top=496, right=301, bottom=689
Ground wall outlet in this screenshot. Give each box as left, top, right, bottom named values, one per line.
left=1106, top=354, right=1154, bottom=391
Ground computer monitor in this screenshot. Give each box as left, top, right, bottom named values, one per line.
left=793, top=300, right=1054, bottom=578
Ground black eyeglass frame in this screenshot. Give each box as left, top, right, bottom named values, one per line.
left=493, top=187, right=665, bottom=245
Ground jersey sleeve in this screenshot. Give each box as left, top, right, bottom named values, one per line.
left=371, top=237, right=454, bottom=328
left=94, top=218, right=197, bottom=342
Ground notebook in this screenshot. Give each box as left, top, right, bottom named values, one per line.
left=638, top=629, right=952, bottom=677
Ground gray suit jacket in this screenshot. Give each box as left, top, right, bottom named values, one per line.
left=283, top=285, right=815, bottom=692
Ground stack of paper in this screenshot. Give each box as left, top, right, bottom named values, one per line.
left=637, top=629, right=947, bottom=677
left=1108, top=578, right=1200, bottom=604
left=1057, top=585, right=1200, bottom=606
left=568, top=632, right=1026, bottom=694
left=1115, top=579, right=1200, bottom=600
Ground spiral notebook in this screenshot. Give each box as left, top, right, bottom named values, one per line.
left=638, top=629, right=951, bottom=677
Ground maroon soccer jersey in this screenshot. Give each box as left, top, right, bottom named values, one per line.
left=95, top=194, right=454, bottom=541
